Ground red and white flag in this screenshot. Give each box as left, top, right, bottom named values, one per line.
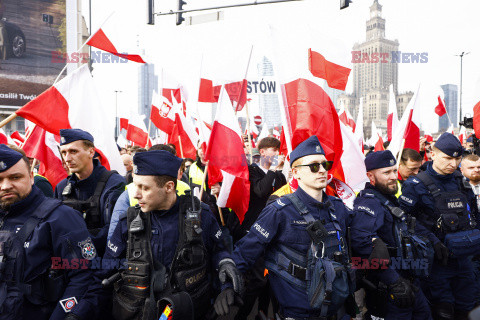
left=338, top=101, right=356, bottom=132
left=10, top=131, right=25, bottom=146
left=205, top=87, right=250, bottom=221
left=150, top=92, right=175, bottom=135
left=458, top=126, right=466, bottom=145
left=168, top=93, right=198, bottom=159
left=87, top=13, right=145, bottom=63
left=0, top=128, right=14, bottom=145
left=389, top=85, right=422, bottom=156
left=126, top=112, right=151, bottom=148
left=434, top=96, right=447, bottom=117
left=16, top=65, right=125, bottom=174
left=22, top=125, right=67, bottom=188
left=308, top=48, right=351, bottom=91
left=119, top=118, right=129, bottom=132
left=370, top=121, right=385, bottom=152
left=387, top=84, right=399, bottom=142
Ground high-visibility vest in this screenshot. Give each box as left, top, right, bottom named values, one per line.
left=271, top=184, right=293, bottom=198
left=395, top=180, right=402, bottom=198
left=126, top=180, right=191, bottom=206
left=188, top=162, right=206, bottom=189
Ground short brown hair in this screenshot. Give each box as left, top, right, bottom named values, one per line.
left=400, top=148, right=422, bottom=163
left=153, top=175, right=177, bottom=189
left=258, top=137, right=280, bottom=151
left=463, top=154, right=480, bottom=162
left=82, top=140, right=95, bottom=150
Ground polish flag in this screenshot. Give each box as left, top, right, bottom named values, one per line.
left=434, top=96, right=447, bottom=117
left=308, top=49, right=351, bottom=91
left=458, top=126, right=466, bottom=145
left=0, top=128, right=14, bottom=145
left=198, top=49, right=251, bottom=112
left=257, top=124, right=269, bottom=142
left=119, top=118, right=129, bottom=132
left=10, top=131, right=25, bottom=146
left=196, top=117, right=212, bottom=153
left=16, top=65, right=125, bottom=175
left=271, top=25, right=363, bottom=200
left=387, top=84, right=399, bottom=142
left=86, top=13, right=145, bottom=63
left=447, top=124, right=455, bottom=135
left=370, top=121, right=385, bottom=151
left=150, top=92, right=175, bottom=135
left=353, top=98, right=365, bottom=152
left=126, top=113, right=151, bottom=148
left=22, top=125, right=67, bottom=188
left=168, top=93, right=198, bottom=159
left=205, top=87, right=250, bottom=221
left=389, top=85, right=422, bottom=156
left=338, top=101, right=356, bottom=132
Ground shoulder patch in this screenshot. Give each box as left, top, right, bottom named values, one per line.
left=59, top=297, right=78, bottom=313
left=399, top=195, right=414, bottom=204
left=411, top=178, right=420, bottom=184
left=78, top=237, right=97, bottom=260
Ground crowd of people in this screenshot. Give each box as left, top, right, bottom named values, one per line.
left=1, top=127, right=480, bottom=320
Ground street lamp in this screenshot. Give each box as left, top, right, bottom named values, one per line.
left=455, top=52, right=470, bottom=121
left=114, top=90, right=123, bottom=139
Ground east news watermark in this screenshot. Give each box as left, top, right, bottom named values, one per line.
left=351, top=51, right=428, bottom=64
left=51, top=51, right=130, bottom=64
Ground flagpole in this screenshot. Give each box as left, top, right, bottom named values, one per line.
left=245, top=100, right=253, bottom=163
left=53, top=11, right=115, bottom=85
left=396, top=138, right=406, bottom=167
left=178, top=135, right=184, bottom=158
left=234, top=45, right=254, bottom=114
left=0, top=113, right=17, bottom=129
left=214, top=194, right=225, bottom=226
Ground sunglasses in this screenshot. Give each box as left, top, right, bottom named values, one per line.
left=294, top=161, right=333, bottom=172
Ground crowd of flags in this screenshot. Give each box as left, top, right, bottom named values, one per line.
left=1, top=19, right=478, bottom=222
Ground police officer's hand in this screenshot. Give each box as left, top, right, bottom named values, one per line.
left=64, top=313, right=81, bottom=320
left=434, top=242, right=449, bottom=266
left=387, top=278, right=415, bottom=309
left=218, top=258, right=244, bottom=294
left=213, top=288, right=243, bottom=316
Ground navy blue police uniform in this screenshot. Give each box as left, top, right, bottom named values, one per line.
left=232, top=136, right=355, bottom=320
left=0, top=145, right=95, bottom=320
left=399, top=133, right=479, bottom=318
left=350, top=151, right=431, bottom=320
left=54, top=129, right=125, bottom=256
left=71, top=150, right=232, bottom=320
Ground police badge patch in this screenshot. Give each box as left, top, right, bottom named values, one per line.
left=0, top=161, right=6, bottom=170
left=78, top=237, right=96, bottom=260
left=60, top=137, right=66, bottom=144
left=133, top=164, right=138, bottom=174
left=59, top=297, right=78, bottom=313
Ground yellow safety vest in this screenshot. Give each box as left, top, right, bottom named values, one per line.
left=188, top=162, right=206, bottom=189
left=271, top=184, right=293, bottom=198
left=126, top=180, right=191, bottom=206
left=395, top=180, right=402, bottom=198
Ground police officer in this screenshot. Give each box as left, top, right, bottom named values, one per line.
left=399, top=133, right=479, bottom=319
left=229, top=136, right=355, bottom=320
left=0, top=145, right=95, bottom=320
left=71, top=150, right=243, bottom=320
left=350, top=150, right=432, bottom=320
left=54, top=129, right=125, bottom=255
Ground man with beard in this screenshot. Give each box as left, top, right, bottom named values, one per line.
left=460, top=154, right=480, bottom=210
left=350, top=150, right=432, bottom=320
left=0, top=145, right=95, bottom=319
left=399, top=133, right=480, bottom=320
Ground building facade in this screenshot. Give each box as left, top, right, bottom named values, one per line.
left=439, top=84, right=458, bottom=130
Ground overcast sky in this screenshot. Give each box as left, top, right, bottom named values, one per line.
left=82, top=0, right=480, bottom=134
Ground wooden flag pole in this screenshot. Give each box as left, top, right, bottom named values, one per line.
left=214, top=195, right=225, bottom=226
left=0, top=113, right=17, bottom=129
left=178, top=135, right=184, bottom=158
left=396, top=138, right=406, bottom=166
left=245, top=100, right=253, bottom=163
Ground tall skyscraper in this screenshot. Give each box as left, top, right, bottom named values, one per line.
left=439, top=84, right=458, bottom=130
left=257, top=56, right=281, bottom=129
left=137, top=53, right=158, bottom=130
left=338, top=0, right=413, bottom=138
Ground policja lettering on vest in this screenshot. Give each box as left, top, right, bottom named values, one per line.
left=350, top=150, right=433, bottom=319
left=0, top=145, right=96, bottom=320
left=70, top=150, right=243, bottom=320
left=399, top=132, right=480, bottom=319
left=231, top=136, right=356, bottom=319
left=54, top=128, right=126, bottom=256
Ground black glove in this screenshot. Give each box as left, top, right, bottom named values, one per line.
left=64, top=313, right=81, bottom=320
left=213, top=288, right=243, bottom=316
left=218, top=258, right=244, bottom=294
left=434, top=241, right=449, bottom=266
left=387, top=278, right=415, bottom=309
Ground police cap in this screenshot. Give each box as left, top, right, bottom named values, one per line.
left=59, top=128, right=94, bottom=146
left=0, top=145, right=23, bottom=173
left=365, top=150, right=396, bottom=171
left=290, top=135, right=325, bottom=165
left=133, top=150, right=182, bottom=178
left=435, top=132, right=463, bottom=157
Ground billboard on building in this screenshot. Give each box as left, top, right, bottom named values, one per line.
left=0, top=0, right=66, bottom=108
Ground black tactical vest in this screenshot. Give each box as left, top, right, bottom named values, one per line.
left=112, top=195, right=211, bottom=320
left=62, top=170, right=116, bottom=234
